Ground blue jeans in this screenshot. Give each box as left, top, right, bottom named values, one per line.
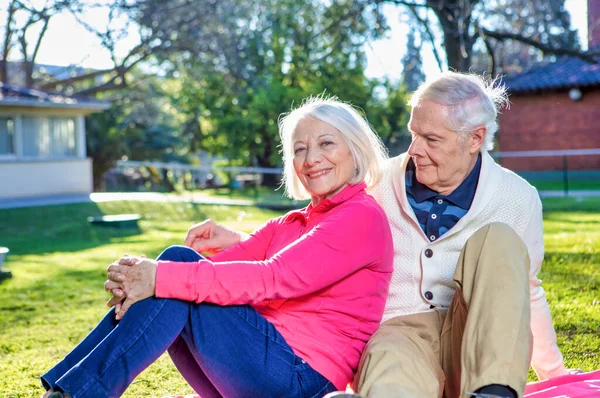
left=41, top=245, right=336, bottom=398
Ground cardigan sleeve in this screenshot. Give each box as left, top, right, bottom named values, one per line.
left=522, top=193, right=567, bottom=380
left=155, top=204, right=390, bottom=305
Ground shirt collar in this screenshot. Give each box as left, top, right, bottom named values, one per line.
left=446, top=153, right=481, bottom=209
left=405, top=159, right=437, bottom=202
left=405, top=153, right=481, bottom=210
left=283, top=182, right=367, bottom=223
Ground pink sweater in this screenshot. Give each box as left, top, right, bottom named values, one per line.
left=155, top=182, right=393, bottom=390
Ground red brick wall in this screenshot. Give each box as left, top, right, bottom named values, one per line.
left=497, top=89, right=600, bottom=171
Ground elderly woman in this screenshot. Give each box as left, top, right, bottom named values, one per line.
left=41, top=97, right=393, bottom=398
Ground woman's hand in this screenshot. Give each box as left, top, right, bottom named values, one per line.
left=105, top=256, right=158, bottom=320
left=184, top=219, right=245, bottom=255
left=104, top=255, right=136, bottom=310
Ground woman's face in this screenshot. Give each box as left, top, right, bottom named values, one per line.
left=292, top=117, right=355, bottom=206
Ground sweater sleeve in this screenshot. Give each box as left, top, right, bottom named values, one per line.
left=208, top=218, right=277, bottom=263
left=522, top=193, right=567, bottom=380
left=156, top=204, right=390, bottom=305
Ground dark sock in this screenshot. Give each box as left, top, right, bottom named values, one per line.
left=476, top=384, right=517, bottom=398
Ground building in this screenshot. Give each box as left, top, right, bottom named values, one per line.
left=0, top=83, right=110, bottom=199
left=498, top=0, right=600, bottom=172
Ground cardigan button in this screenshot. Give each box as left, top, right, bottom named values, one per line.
left=425, top=249, right=433, bottom=258
left=424, top=291, right=434, bottom=300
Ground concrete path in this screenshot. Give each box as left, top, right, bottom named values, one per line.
left=0, top=192, right=255, bottom=210
left=0, top=190, right=598, bottom=210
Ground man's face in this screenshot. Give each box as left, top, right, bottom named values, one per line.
left=407, top=99, right=483, bottom=196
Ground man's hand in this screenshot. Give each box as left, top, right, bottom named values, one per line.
left=106, top=256, right=158, bottom=320
left=184, top=219, right=244, bottom=255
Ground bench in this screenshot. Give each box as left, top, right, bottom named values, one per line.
left=87, top=214, right=141, bottom=229
left=0, top=246, right=12, bottom=280
left=233, top=173, right=261, bottom=188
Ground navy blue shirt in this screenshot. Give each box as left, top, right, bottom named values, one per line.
left=405, top=154, right=481, bottom=242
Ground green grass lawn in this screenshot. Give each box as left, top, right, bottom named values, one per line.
left=527, top=179, right=600, bottom=192
left=0, top=197, right=598, bottom=397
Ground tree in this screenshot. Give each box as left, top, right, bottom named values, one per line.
left=363, top=0, right=593, bottom=73
left=1, top=0, right=83, bottom=86
left=153, top=0, right=385, bottom=175
left=472, top=0, right=581, bottom=75
left=86, top=74, right=187, bottom=190
left=401, top=27, right=426, bottom=92
left=369, top=80, right=411, bottom=154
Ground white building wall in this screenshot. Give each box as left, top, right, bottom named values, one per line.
left=0, top=158, right=93, bottom=199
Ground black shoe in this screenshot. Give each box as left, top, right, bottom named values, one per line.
left=472, top=384, right=516, bottom=398
left=48, top=392, right=64, bottom=398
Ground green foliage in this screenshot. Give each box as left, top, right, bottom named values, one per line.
left=138, top=0, right=398, bottom=170
left=86, top=77, right=193, bottom=190
left=86, top=106, right=127, bottom=191
left=369, top=81, right=412, bottom=154
left=0, top=197, right=598, bottom=396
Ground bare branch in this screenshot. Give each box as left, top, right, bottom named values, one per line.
left=73, top=81, right=127, bottom=96
left=30, top=16, right=50, bottom=71
left=38, top=67, right=117, bottom=89
left=405, top=4, right=444, bottom=71
left=482, top=36, right=496, bottom=75
left=1, top=0, right=19, bottom=82
left=380, top=0, right=431, bottom=10
left=480, top=27, right=600, bottom=63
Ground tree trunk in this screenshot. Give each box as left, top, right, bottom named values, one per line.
left=432, top=12, right=474, bottom=71
left=255, top=128, right=281, bottom=187
left=426, top=0, right=478, bottom=72
left=161, top=168, right=177, bottom=192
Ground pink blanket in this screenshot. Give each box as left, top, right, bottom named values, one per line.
left=166, top=371, right=600, bottom=398
left=524, top=370, right=600, bottom=397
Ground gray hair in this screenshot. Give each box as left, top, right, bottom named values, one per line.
left=408, top=71, right=509, bottom=151
left=279, top=96, right=388, bottom=200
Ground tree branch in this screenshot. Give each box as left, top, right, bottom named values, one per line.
left=73, top=81, right=127, bottom=96
left=480, top=27, right=600, bottom=63
left=1, top=0, right=19, bottom=82
left=406, top=4, right=444, bottom=71
left=30, top=16, right=50, bottom=72
left=482, top=35, right=496, bottom=75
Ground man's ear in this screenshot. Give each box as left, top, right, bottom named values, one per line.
left=469, top=126, right=486, bottom=154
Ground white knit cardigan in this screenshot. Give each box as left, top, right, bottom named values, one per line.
left=369, top=151, right=566, bottom=380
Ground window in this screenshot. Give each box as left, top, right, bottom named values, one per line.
left=0, top=117, right=14, bottom=156
left=21, top=116, right=77, bottom=158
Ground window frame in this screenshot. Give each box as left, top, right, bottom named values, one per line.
left=0, top=111, right=85, bottom=161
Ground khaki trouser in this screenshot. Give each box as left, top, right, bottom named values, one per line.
left=354, top=223, right=533, bottom=398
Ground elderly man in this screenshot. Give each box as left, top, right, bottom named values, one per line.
left=349, top=71, right=566, bottom=398
left=108, top=72, right=566, bottom=397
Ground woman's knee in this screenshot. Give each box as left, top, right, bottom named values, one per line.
left=157, top=245, right=202, bottom=262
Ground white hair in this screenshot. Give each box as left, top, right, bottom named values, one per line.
left=278, top=96, right=389, bottom=200
left=408, top=71, right=510, bottom=151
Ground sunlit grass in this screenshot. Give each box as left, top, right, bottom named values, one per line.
left=0, top=197, right=598, bottom=397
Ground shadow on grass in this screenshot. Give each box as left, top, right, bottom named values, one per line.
left=0, top=201, right=212, bottom=256
left=0, top=267, right=107, bottom=326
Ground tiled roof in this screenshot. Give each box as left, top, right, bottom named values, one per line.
left=503, top=53, right=600, bottom=94
left=0, top=83, right=110, bottom=110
